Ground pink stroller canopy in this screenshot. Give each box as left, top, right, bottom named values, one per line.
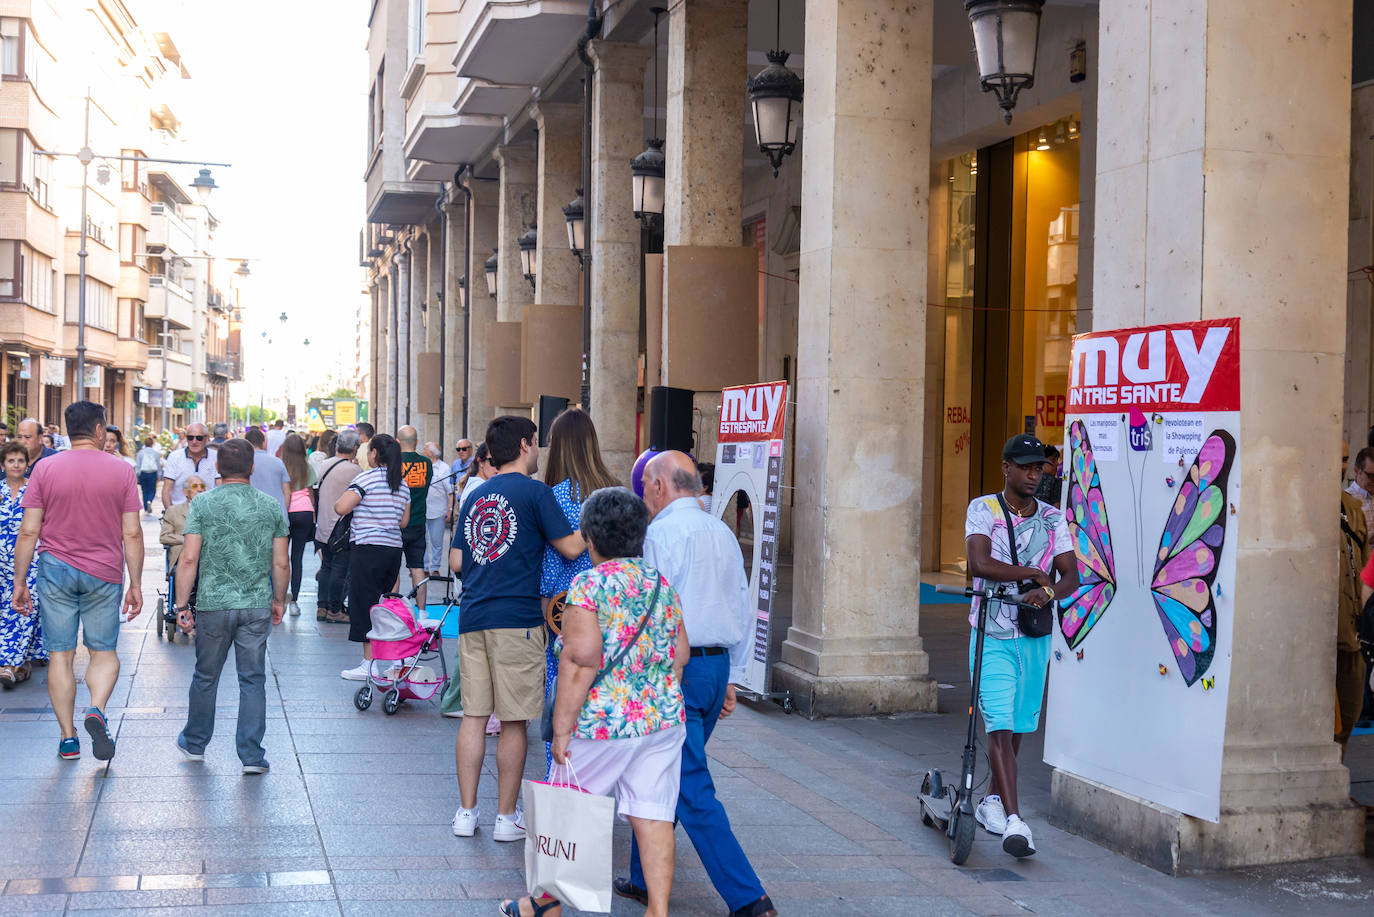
left=366, top=597, right=428, bottom=660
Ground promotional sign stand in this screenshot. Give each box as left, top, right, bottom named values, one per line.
left=1044, top=317, right=1241, bottom=822
left=711, top=380, right=793, bottom=713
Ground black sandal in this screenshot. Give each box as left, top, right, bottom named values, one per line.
left=498, top=895, right=560, bottom=917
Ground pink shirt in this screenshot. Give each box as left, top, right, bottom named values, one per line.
left=23, top=449, right=141, bottom=583
left=288, top=487, right=313, bottom=513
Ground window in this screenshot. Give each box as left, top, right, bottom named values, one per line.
left=25, top=248, right=51, bottom=312
left=1, top=19, right=17, bottom=76
left=0, top=239, right=15, bottom=296
left=375, top=63, right=384, bottom=142
left=64, top=276, right=114, bottom=331
left=119, top=223, right=146, bottom=267
left=408, top=0, right=426, bottom=61
left=0, top=128, right=52, bottom=207
left=121, top=149, right=145, bottom=193
left=0, top=18, right=48, bottom=94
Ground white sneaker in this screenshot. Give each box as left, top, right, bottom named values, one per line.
left=288, top=602, right=300, bottom=617
left=975, top=794, right=1007, bottom=835
left=452, top=807, right=479, bottom=837
left=340, top=661, right=371, bottom=681
left=493, top=807, right=526, bottom=842
left=1002, top=814, right=1036, bottom=857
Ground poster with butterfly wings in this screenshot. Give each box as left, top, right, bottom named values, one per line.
left=1043, top=317, right=1240, bottom=822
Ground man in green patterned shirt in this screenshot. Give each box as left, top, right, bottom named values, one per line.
left=173, top=438, right=289, bottom=774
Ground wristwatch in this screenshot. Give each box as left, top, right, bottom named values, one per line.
left=1042, top=585, right=1055, bottom=602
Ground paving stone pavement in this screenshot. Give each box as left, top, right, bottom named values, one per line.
left=0, top=515, right=1371, bottom=916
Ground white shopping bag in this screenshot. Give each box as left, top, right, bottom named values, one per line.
left=523, top=764, right=615, bottom=913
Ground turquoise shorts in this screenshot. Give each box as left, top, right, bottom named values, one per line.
left=968, top=630, right=1052, bottom=734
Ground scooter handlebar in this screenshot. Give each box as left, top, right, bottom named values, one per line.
left=932, top=582, right=1037, bottom=606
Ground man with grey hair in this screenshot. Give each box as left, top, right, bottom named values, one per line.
left=619, top=450, right=775, bottom=917
left=313, top=429, right=361, bottom=623
left=162, top=422, right=219, bottom=508
left=422, top=442, right=453, bottom=577
left=18, top=418, right=56, bottom=477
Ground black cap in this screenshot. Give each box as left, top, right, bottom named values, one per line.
left=1002, top=433, right=1048, bottom=465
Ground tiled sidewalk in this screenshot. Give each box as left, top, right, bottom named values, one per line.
left=0, top=516, right=1371, bottom=916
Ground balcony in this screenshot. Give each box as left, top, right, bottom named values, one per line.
left=452, top=0, right=590, bottom=88
left=207, top=288, right=228, bottom=313
left=118, top=264, right=149, bottom=302
left=142, top=346, right=193, bottom=392
left=206, top=354, right=238, bottom=379
left=114, top=338, right=148, bottom=372
left=146, top=274, right=194, bottom=329
left=148, top=202, right=195, bottom=255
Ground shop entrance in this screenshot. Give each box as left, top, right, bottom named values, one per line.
left=935, top=117, right=1081, bottom=573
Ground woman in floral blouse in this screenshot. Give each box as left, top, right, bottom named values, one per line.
left=501, top=486, right=687, bottom=917
left=0, top=441, right=45, bottom=686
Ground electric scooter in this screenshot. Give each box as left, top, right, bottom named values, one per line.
left=918, top=582, right=1035, bottom=865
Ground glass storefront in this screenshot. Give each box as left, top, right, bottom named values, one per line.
left=935, top=116, right=1081, bottom=573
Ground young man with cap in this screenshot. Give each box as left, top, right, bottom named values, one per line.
left=963, top=433, right=1077, bottom=858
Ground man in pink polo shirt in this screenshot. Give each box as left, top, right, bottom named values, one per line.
left=13, top=401, right=143, bottom=762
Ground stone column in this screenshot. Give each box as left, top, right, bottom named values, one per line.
left=1051, top=0, right=1360, bottom=871
left=464, top=179, right=499, bottom=437
left=387, top=263, right=400, bottom=432
left=532, top=102, right=583, bottom=306
left=588, top=40, right=651, bottom=476
left=494, top=144, right=537, bottom=324
left=395, top=247, right=411, bottom=426
left=771, top=0, right=936, bottom=717
left=370, top=281, right=387, bottom=434
left=664, top=0, right=745, bottom=247
left=409, top=230, right=429, bottom=436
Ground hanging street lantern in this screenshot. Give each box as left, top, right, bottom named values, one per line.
left=747, top=0, right=803, bottom=178
left=484, top=250, right=498, bottom=297
left=965, top=0, right=1045, bottom=124
left=190, top=167, right=218, bottom=203
left=563, top=189, right=585, bottom=255
left=518, top=223, right=538, bottom=290
left=630, top=139, right=665, bottom=222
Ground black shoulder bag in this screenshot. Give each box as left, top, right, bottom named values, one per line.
left=326, top=480, right=364, bottom=556
left=540, top=576, right=661, bottom=744
left=995, top=494, right=1055, bottom=638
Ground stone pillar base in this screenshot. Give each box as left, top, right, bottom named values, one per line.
left=1050, top=769, right=1366, bottom=874
left=770, top=663, right=937, bottom=718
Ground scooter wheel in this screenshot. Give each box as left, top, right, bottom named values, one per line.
left=950, top=808, right=975, bottom=865
left=354, top=685, right=373, bottom=711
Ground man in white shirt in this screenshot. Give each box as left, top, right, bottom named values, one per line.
left=422, top=442, right=453, bottom=576
left=161, top=422, right=219, bottom=508
left=618, top=450, right=775, bottom=917
left=265, top=420, right=287, bottom=458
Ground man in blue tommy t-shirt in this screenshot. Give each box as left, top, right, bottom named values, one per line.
left=449, top=415, right=584, bottom=843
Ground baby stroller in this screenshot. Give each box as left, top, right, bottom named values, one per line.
left=353, top=575, right=457, bottom=715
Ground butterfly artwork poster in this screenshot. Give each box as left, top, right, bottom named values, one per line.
left=1043, top=316, right=1240, bottom=822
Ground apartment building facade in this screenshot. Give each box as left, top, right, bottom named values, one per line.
left=0, top=0, right=240, bottom=437
left=361, top=0, right=1372, bottom=870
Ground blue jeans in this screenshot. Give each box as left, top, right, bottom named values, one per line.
left=180, top=607, right=271, bottom=764
left=36, top=553, right=122, bottom=653
left=424, top=516, right=447, bottom=574
left=629, top=652, right=766, bottom=912
left=137, top=471, right=159, bottom=508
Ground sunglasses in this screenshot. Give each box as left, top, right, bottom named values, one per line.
left=457, top=446, right=472, bottom=452
left=186, top=435, right=206, bottom=441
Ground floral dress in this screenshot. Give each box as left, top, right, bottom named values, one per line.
left=541, top=479, right=592, bottom=768
left=557, top=558, right=686, bottom=741
left=0, top=481, right=44, bottom=666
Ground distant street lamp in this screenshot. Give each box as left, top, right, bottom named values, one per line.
left=484, top=250, right=498, bottom=297
left=518, top=224, right=538, bottom=291
left=965, top=0, right=1045, bottom=123
left=631, top=8, right=667, bottom=224
left=563, top=189, right=585, bottom=258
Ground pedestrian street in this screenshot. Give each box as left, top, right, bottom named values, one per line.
left=0, top=514, right=1370, bottom=916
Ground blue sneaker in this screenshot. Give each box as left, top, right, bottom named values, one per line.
left=58, top=737, right=80, bottom=760
left=176, top=733, right=204, bottom=761
left=83, top=707, right=115, bottom=761
left=242, top=760, right=270, bottom=775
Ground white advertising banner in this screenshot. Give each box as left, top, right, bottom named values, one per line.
left=710, top=380, right=788, bottom=696
left=41, top=356, right=66, bottom=386
left=1044, top=317, right=1241, bottom=821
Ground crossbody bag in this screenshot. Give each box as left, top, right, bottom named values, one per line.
left=326, top=478, right=365, bottom=555
left=994, top=493, right=1054, bottom=638
left=540, top=576, right=661, bottom=744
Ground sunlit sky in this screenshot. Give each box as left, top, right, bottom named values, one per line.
left=135, top=0, right=370, bottom=406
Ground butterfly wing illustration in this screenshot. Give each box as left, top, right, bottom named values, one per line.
left=1150, top=430, right=1235, bottom=686
left=1059, top=419, right=1117, bottom=649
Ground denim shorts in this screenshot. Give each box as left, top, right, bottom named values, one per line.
left=36, top=553, right=123, bottom=653
left=969, top=630, right=1052, bottom=734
